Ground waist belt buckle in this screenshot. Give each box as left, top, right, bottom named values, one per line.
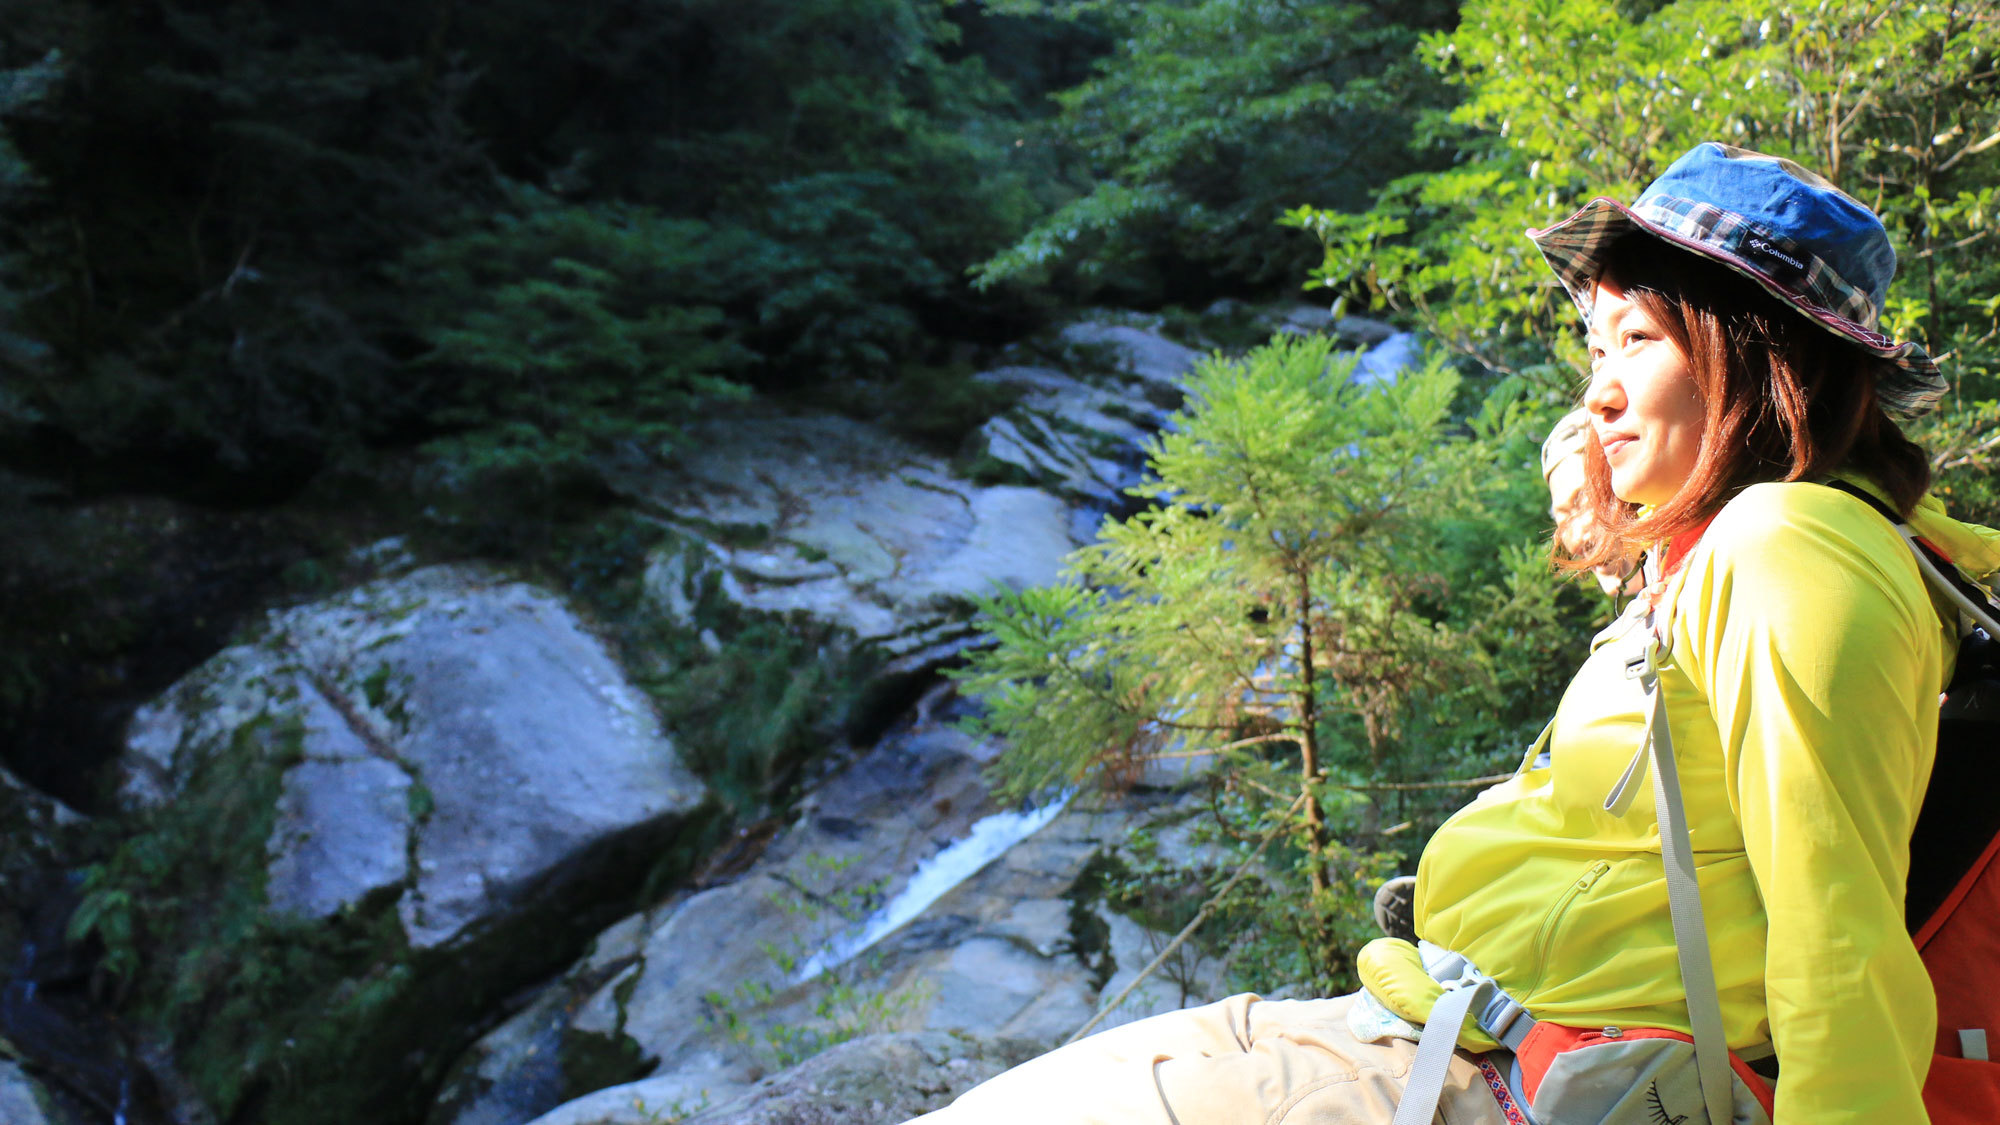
left=1475, top=987, right=1534, bottom=1051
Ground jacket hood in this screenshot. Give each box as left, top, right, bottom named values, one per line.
left=1903, top=493, right=2000, bottom=583
left=1831, top=473, right=2000, bottom=583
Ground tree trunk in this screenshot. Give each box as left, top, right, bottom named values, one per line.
left=1295, top=570, right=1329, bottom=895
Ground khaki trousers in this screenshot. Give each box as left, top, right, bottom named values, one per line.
left=909, top=993, right=1509, bottom=1125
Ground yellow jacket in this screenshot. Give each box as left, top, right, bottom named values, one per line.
left=1414, top=480, right=2000, bottom=1124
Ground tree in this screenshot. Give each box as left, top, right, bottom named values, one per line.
left=953, top=334, right=1581, bottom=988
left=0, top=2, right=486, bottom=491
left=1285, top=0, right=2000, bottom=514
left=0, top=0, right=1099, bottom=495
left=393, top=191, right=754, bottom=478
left=972, top=0, right=1461, bottom=305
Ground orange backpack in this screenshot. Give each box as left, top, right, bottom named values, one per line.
left=1832, top=481, right=2000, bottom=1122
left=1918, top=824, right=2000, bottom=1123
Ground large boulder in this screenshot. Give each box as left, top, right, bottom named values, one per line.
left=622, top=410, right=1082, bottom=673
left=123, top=564, right=704, bottom=947
left=103, top=565, right=707, bottom=1125
left=968, top=366, right=1161, bottom=511
left=527, top=1031, right=1042, bottom=1125
left=1055, top=321, right=1202, bottom=405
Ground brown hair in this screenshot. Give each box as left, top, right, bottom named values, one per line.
left=1565, top=234, right=1931, bottom=574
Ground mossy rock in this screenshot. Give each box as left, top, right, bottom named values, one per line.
left=77, top=566, right=711, bottom=1125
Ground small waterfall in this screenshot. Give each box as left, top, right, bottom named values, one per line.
left=1354, top=330, right=1420, bottom=385
left=793, top=796, right=1070, bottom=983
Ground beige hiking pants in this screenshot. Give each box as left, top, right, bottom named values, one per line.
left=909, top=992, right=1510, bottom=1125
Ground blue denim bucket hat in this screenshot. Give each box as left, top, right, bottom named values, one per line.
left=1527, top=142, right=1946, bottom=416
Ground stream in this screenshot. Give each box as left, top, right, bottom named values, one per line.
left=792, top=794, right=1072, bottom=983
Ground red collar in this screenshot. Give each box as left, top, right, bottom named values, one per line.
left=1661, top=513, right=1720, bottom=576
left=1654, top=486, right=1947, bottom=579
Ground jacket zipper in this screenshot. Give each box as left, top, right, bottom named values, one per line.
left=1524, top=859, right=1612, bottom=997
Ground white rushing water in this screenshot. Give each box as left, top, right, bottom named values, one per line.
left=792, top=795, right=1071, bottom=983
left=1353, top=330, right=1420, bottom=386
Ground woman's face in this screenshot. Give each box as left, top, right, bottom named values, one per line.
left=1545, top=454, right=1594, bottom=557
left=1583, top=278, right=1706, bottom=507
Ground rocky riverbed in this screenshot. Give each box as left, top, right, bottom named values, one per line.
left=0, top=309, right=1414, bottom=1125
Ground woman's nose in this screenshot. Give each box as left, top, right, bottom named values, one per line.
left=1583, top=365, right=1622, bottom=417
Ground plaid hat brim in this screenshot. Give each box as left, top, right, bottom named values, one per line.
left=1528, top=196, right=1946, bottom=417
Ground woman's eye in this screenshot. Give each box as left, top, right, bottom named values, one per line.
left=1622, top=330, right=1647, bottom=347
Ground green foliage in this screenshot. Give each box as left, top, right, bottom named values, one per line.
left=704, top=972, right=933, bottom=1070
left=63, top=711, right=423, bottom=1122
left=1925, top=396, right=2000, bottom=523
left=956, top=334, right=1589, bottom=987
left=974, top=0, right=1460, bottom=303
left=67, top=714, right=298, bottom=990
left=360, top=662, right=394, bottom=710
left=1286, top=0, right=2000, bottom=493
left=962, top=334, right=1540, bottom=791
left=405, top=781, right=435, bottom=823
left=0, top=5, right=474, bottom=480
left=558, top=1026, right=657, bottom=1107
left=0, top=0, right=1096, bottom=492
left=751, top=172, right=953, bottom=376
left=1099, top=812, right=1402, bottom=995
left=639, top=609, right=869, bottom=818
left=767, top=854, right=889, bottom=931
left=396, top=193, right=754, bottom=476
left=0, top=51, right=55, bottom=202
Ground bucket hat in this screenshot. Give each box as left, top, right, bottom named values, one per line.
left=1526, top=142, right=1946, bottom=417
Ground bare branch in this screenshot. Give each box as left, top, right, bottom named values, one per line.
left=1132, top=732, right=1303, bottom=761
left=1935, top=427, right=2000, bottom=471
left=1339, top=772, right=1513, bottom=792
left=1939, top=123, right=2000, bottom=173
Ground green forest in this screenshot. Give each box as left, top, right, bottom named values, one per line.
left=5, top=1, right=2000, bottom=1123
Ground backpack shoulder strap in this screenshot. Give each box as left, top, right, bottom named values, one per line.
left=1619, top=634, right=1739, bottom=1125
left=1822, top=480, right=2000, bottom=637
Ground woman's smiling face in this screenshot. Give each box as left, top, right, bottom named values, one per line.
left=1583, top=277, right=1707, bottom=507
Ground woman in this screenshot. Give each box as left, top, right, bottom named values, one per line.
left=910, top=143, right=1994, bottom=1124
